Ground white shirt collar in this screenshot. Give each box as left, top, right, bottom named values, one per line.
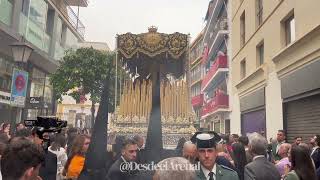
left=121, top=155, right=128, bottom=163
left=311, top=146, right=320, bottom=155
left=201, top=163, right=216, bottom=180
left=253, top=155, right=265, bottom=161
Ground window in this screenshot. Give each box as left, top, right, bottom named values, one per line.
left=225, top=119, right=230, bottom=134
left=284, top=15, right=295, bottom=45
left=240, top=59, right=246, bottom=79
left=256, top=41, right=264, bottom=66
left=256, top=0, right=263, bottom=27
left=0, top=57, right=15, bottom=92
left=240, top=11, right=246, bottom=47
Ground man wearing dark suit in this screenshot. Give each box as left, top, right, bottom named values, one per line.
left=310, top=135, right=320, bottom=169
left=107, top=138, right=140, bottom=180
left=272, top=130, right=286, bottom=162
left=244, top=133, right=281, bottom=180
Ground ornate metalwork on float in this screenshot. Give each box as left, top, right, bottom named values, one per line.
left=111, top=27, right=197, bottom=151
left=110, top=78, right=196, bottom=135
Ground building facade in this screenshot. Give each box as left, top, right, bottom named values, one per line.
left=190, top=31, right=204, bottom=129
left=200, top=0, right=230, bottom=134
left=0, top=0, right=87, bottom=124
left=231, top=0, right=320, bottom=141
left=56, top=93, right=99, bottom=129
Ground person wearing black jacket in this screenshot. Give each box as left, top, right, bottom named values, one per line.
left=310, top=135, right=320, bottom=169
left=32, top=128, right=57, bottom=180
left=244, top=133, right=281, bottom=180
left=39, top=150, right=58, bottom=180
left=107, top=138, right=140, bottom=180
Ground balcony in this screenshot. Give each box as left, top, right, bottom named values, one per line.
left=51, top=0, right=86, bottom=39
left=203, top=0, right=228, bottom=48
left=201, top=54, right=228, bottom=92
left=65, top=0, right=89, bottom=7
left=191, top=94, right=204, bottom=108
left=0, top=0, right=13, bottom=26
left=201, top=92, right=229, bottom=119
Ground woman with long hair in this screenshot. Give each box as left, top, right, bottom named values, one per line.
left=231, top=142, right=247, bottom=180
left=0, top=123, right=11, bottom=139
left=63, top=134, right=90, bottom=179
left=284, top=145, right=316, bottom=180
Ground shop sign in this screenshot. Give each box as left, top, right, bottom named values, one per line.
left=10, top=69, right=29, bottom=107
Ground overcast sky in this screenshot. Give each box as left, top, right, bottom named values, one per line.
left=78, top=0, right=209, bottom=50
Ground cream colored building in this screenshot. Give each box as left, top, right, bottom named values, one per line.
left=56, top=93, right=99, bottom=128
left=230, top=0, right=320, bottom=141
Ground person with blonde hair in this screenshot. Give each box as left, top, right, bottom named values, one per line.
left=63, top=134, right=90, bottom=179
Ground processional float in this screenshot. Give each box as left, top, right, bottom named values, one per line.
left=112, top=27, right=196, bottom=163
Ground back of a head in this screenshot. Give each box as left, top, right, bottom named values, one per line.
left=183, top=141, right=195, bottom=149
left=238, top=136, right=249, bottom=146
left=176, top=137, right=186, bottom=149
left=0, top=132, right=9, bottom=143
left=1, top=137, right=45, bottom=179
left=315, top=134, right=320, bottom=146
left=121, top=138, right=137, bottom=150
left=299, top=142, right=311, bottom=154
left=248, top=133, right=268, bottom=156
left=291, top=145, right=316, bottom=180
left=15, top=128, right=32, bottom=138
left=232, top=143, right=246, bottom=158
left=67, top=127, right=78, bottom=135
left=55, top=133, right=67, bottom=148
left=51, top=133, right=67, bottom=151
left=133, top=135, right=142, bottom=142
left=231, top=143, right=247, bottom=171
left=114, top=135, right=126, bottom=153
left=155, top=157, right=195, bottom=180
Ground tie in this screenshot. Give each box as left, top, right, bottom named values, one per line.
left=208, top=172, right=214, bottom=180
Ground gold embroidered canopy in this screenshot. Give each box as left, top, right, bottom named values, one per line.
left=117, top=26, right=188, bottom=59
left=117, top=27, right=189, bottom=78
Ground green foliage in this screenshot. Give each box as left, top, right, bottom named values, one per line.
left=50, top=47, right=115, bottom=111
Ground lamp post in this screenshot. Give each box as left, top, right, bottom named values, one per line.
left=10, top=38, right=33, bottom=123
left=10, top=38, right=33, bottom=67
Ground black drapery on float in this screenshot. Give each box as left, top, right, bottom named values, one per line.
left=116, top=26, right=189, bottom=163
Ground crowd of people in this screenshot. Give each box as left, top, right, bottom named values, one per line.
left=0, top=123, right=91, bottom=180
left=0, top=122, right=320, bottom=180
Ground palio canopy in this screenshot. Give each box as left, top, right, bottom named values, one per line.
left=117, top=26, right=189, bottom=78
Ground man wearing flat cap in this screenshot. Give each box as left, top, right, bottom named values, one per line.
left=192, top=132, right=239, bottom=180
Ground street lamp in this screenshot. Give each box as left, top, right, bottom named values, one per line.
left=10, top=38, right=33, bottom=124
left=10, top=38, right=33, bottom=67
